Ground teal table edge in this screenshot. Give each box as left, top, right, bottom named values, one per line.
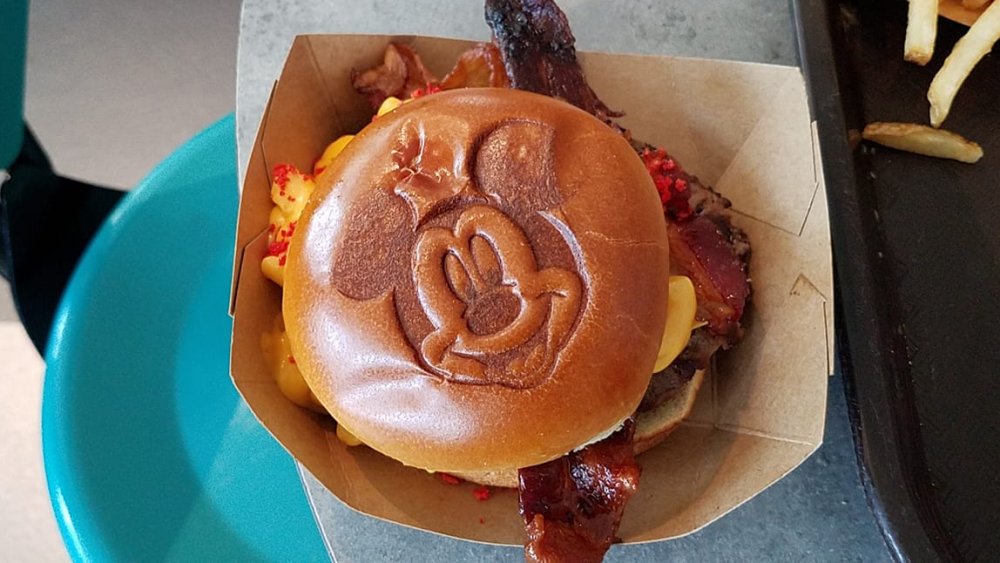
left=41, top=114, right=327, bottom=562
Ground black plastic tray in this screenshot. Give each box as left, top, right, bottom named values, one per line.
left=793, top=0, right=1000, bottom=561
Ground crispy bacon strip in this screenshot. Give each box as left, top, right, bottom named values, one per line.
left=352, top=43, right=438, bottom=107
left=484, top=0, right=623, bottom=128
left=440, top=43, right=510, bottom=89
left=518, top=420, right=640, bottom=563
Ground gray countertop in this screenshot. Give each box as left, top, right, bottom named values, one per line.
left=236, top=1, right=891, bottom=561
left=236, top=0, right=798, bottom=180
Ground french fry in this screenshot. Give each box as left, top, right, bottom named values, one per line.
left=862, top=122, right=983, bottom=163
left=929, top=1, right=1000, bottom=126
left=905, top=0, right=939, bottom=65
left=962, top=0, right=991, bottom=10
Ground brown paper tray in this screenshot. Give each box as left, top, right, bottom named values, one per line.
left=230, top=34, right=833, bottom=545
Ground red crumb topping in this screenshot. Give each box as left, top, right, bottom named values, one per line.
left=473, top=486, right=491, bottom=501
left=273, top=163, right=295, bottom=190
left=641, top=147, right=693, bottom=222
left=438, top=473, right=463, bottom=486
left=287, top=355, right=296, bottom=365
left=479, top=517, right=486, bottom=524
left=410, top=83, right=442, bottom=99
left=267, top=240, right=289, bottom=257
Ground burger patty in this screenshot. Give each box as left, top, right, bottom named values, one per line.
left=639, top=328, right=718, bottom=412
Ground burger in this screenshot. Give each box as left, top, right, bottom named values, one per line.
left=256, top=1, right=751, bottom=560
left=287, top=86, right=670, bottom=479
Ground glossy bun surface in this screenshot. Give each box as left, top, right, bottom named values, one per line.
left=284, top=88, right=669, bottom=473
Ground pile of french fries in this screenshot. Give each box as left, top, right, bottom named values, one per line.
left=863, top=0, right=998, bottom=164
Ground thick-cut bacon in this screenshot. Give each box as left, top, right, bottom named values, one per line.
left=639, top=140, right=751, bottom=342
left=518, top=420, right=640, bottom=563
left=676, top=217, right=750, bottom=321
left=352, top=43, right=438, bottom=107
left=484, top=0, right=623, bottom=128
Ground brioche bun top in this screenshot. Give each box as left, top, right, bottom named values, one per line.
left=284, top=88, right=669, bottom=473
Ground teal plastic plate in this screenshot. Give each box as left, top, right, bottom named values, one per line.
left=42, top=115, right=327, bottom=562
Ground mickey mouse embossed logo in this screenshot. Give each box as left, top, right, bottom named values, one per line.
left=393, top=118, right=585, bottom=388
left=413, top=205, right=582, bottom=387
left=330, top=116, right=586, bottom=389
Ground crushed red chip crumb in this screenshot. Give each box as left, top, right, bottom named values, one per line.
left=479, top=517, right=485, bottom=524
left=641, top=146, right=693, bottom=222
left=438, top=473, right=463, bottom=486
left=267, top=240, right=289, bottom=258
left=473, top=486, right=491, bottom=501
left=410, top=83, right=442, bottom=99
left=273, top=163, right=295, bottom=189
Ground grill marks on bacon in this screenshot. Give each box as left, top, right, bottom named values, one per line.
left=518, top=420, right=640, bottom=563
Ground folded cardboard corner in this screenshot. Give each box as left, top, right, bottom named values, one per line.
left=230, top=34, right=833, bottom=546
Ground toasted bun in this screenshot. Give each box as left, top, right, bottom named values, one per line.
left=284, top=88, right=669, bottom=474
left=453, top=369, right=706, bottom=488
left=451, top=468, right=521, bottom=489
left=633, top=368, right=705, bottom=455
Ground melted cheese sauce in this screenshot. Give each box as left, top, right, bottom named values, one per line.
left=653, top=276, right=699, bottom=372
